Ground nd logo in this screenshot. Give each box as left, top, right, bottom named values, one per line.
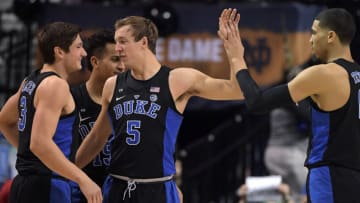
left=243, top=38, right=271, bottom=73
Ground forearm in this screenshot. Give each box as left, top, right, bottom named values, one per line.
left=229, top=56, right=247, bottom=74
left=228, top=59, right=246, bottom=100
left=76, top=105, right=112, bottom=168
left=0, top=93, right=20, bottom=148
left=75, top=133, right=107, bottom=168
left=223, top=53, right=247, bottom=100
left=0, top=124, right=19, bottom=148
left=236, top=69, right=294, bottom=113
left=31, top=139, right=88, bottom=184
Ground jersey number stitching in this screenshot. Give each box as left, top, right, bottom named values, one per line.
left=18, top=96, right=27, bottom=132
left=126, top=120, right=141, bottom=145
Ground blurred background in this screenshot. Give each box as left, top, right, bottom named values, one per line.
left=0, top=0, right=359, bottom=202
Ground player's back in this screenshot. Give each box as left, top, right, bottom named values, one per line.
left=306, top=58, right=360, bottom=170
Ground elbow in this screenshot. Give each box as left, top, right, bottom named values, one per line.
left=244, top=98, right=267, bottom=114
left=245, top=102, right=256, bottom=112
left=0, top=116, right=8, bottom=132
left=244, top=96, right=259, bottom=111
left=74, top=145, right=89, bottom=169
left=74, top=153, right=82, bottom=168
left=30, top=138, right=46, bottom=157
left=29, top=141, right=38, bottom=155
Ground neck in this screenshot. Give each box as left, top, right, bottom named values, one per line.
left=130, top=51, right=161, bottom=80
left=41, top=63, right=68, bottom=80
left=86, top=74, right=106, bottom=104
left=326, top=45, right=353, bottom=63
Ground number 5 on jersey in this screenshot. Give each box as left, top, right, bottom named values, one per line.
left=126, top=120, right=141, bottom=145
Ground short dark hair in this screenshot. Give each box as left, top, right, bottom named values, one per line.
left=86, top=29, right=115, bottom=71
left=115, top=16, right=158, bottom=54
left=315, top=8, right=356, bottom=45
left=37, top=22, right=81, bottom=64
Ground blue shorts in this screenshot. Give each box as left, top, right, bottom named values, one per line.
left=307, top=165, right=360, bottom=203
left=10, top=174, right=71, bottom=203
left=69, top=181, right=86, bottom=203
left=102, top=175, right=180, bottom=203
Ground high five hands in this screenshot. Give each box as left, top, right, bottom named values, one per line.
left=218, top=8, right=247, bottom=69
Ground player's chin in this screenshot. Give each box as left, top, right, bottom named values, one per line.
left=112, top=70, right=122, bottom=75
left=77, top=61, right=83, bottom=69
left=72, top=64, right=82, bottom=72
left=311, top=49, right=319, bottom=58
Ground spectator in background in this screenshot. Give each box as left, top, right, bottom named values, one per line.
left=0, top=133, right=10, bottom=188
left=0, top=179, right=12, bottom=203
left=237, top=182, right=296, bottom=203
left=265, top=106, right=308, bottom=202
left=0, top=132, right=16, bottom=203
left=264, top=57, right=320, bottom=202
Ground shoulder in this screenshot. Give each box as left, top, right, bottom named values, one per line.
left=170, top=67, right=204, bottom=80
left=309, top=63, right=347, bottom=77
left=41, top=75, right=68, bottom=89
left=296, top=64, right=336, bottom=79
left=103, top=75, right=118, bottom=101
left=171, top=67, right=200, bottom=74
left=105, top=75, right=117, bottom=87
left=303, top=64, right=327, bottom=73
left=37, top=76, right=70, bottom=98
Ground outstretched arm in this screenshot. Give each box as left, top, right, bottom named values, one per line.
left=219, top=8, right=295, bottom=113
left=168, top=9, right=247, bottom=109
left=220, top=9, right=336, bottom=113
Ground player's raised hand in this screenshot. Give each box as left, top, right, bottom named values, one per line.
left=219, top=8, right=246, bottom=67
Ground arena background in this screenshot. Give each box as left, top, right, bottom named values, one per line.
left=0, top=0, right=359, bottom=202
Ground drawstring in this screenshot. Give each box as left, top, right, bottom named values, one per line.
left=123, top=180, right=137, bottom=200
left=110, top=174, right=174, bottom=200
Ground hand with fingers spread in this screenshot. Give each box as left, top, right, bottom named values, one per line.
left=218, top=8, right=247, bottom=71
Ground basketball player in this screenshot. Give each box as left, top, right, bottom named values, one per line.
left=70, top=29, right=125, bottom=203
left=0, top=22, right=102, bottom=203
left=75, top=15, right=244, bottom=202
left=219, top=8, right=360, bottom=202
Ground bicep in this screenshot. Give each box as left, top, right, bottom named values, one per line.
left=32, top=102, right=62, bottom=135
left=188, top=70, right=242, bottom=100
left=31, top=83, right=66, bottom=140
left=193, top=76, right=225, bottom=97
left=288, top=67, right=326, bottom=103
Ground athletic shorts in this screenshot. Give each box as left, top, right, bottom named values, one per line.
left=102, top=176, right=180, bottom=203
left=10, top=174, right=71, bottom=203
left=307, top=165, right=360, bottom=203
left=69, top=181, right=86, bottom=203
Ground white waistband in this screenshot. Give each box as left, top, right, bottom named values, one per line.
left=110, top=174, right=174, bottom=183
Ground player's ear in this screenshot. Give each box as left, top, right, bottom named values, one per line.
left=54, top=46, right=64, bottom=59
left=327, top=30, right=336, bottom=43
left=141, top=36, right=148, bottom=47
left=90, top=56, right=98, bottom=69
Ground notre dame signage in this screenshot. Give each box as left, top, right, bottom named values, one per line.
left=156, top=30, right=312, bottom=87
